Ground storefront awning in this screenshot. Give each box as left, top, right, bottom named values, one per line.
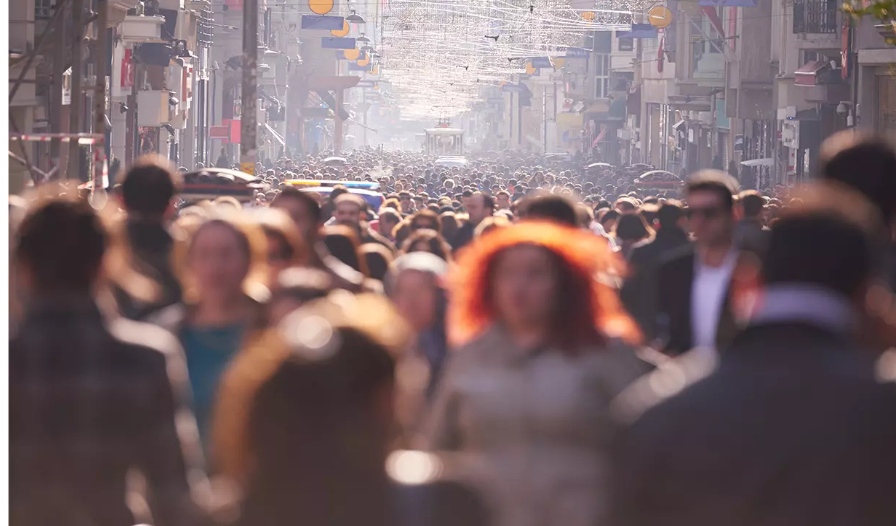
left=794, top=60, right=830, bottom=87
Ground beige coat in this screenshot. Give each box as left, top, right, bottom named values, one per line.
left=421, top=327, right=645, bottom=526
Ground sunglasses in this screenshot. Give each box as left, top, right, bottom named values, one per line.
left=686, top=207, right=725, bottom=220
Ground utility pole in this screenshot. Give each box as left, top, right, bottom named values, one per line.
left=240, top=0, right=258, bottom=175
left=66, top=0, right=85, bottom=180
left=50, top=1, right=68, bottom=175
left=92, top=0, right=109, bottom=192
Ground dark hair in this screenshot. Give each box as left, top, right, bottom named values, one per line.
left=762, top=186, right=880, bottom=298
left=439, top=212, right=460, bottom=242
left=15, top=198, right=106, bottom=293
left=518, top=193, right=577, bottom=226
left=330, top=185, right=350, bottom=202
left=739, top=191, right=765, bottom=219
left=614, top=213, right=653, bottom=242
left=323, top=226, right=367, bottom=277
left=686, top=170, right=737, bottom=210
left=401, top=229, right=452, bottom=262
left=477, top=192, right=496, bottom=212
left=360, top=244, right=394, bottom=281
left=378, top=208, right=401, bottom=226
left=410, top=209, right=441, bottom=233
left=120, top=155, right=180, bottom=216
left=657, top=200, right=684, bottom=229
left=599, top=209, right=620, bottom=227
left=820, top=131, right=896, bottom=224
left=273, top=187, right=323, bottom=224
left=244, top=328, right=395, bottom=525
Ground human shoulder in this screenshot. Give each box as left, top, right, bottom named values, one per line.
left=387, top=450, right=490, bottom=526
left=106, top=316, right=187, bottom=376
left=611, top=346, right=718, bottom=426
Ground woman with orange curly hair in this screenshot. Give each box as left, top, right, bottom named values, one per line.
left=421, top=221, right=645, bottom=526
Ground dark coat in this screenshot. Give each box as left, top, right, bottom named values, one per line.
left=450, top=222, right=476, bottom=252
left=611, top=322, right=896, bottom=526
left=735, top=218, right=770, bottom=256
left=621, top=228, right=691, bottom=336
left=115, top=220, right=183, bottom=321
left=10, top=296, right=205, bottom=526
left=654, top=245, right=738, bottom=355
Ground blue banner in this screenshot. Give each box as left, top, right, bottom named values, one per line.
left=616, top=24, right=659, bottom=39
left=321, top=37, right=357, bottom=49
left=562, top=47, right=591, bottom=58
left=530, top=57, right=552, bottom=68
left=699, top=0, right=756, bottom=6
left=301, top=15, right=345, bottom=30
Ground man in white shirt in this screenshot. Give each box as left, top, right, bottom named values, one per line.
left=654, top=170, right=739, bottom=355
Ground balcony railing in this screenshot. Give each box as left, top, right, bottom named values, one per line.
left=793, top=0, right=838, bottom=34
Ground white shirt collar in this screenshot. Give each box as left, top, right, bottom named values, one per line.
left=749, top=284, right=856, bottom=336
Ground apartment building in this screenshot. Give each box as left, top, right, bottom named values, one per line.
left=624, top=0, right=894, bottom=184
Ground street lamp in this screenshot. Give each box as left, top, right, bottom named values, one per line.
left=346, top=10, right=365, bottom=23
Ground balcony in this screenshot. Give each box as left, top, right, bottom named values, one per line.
left=793, top=0, right=838, bottom=34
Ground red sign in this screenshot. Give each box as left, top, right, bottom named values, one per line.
left=229, top=119, right=241, bottom=144
left=210, top=125, right=230, bottom=140
left=121, top=49, right=134, bottom=89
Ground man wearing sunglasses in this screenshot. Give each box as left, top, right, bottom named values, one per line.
left=654, top=170, right=740, bottom=355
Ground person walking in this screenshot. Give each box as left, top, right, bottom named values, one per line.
left=611, top=185, right=896, bottom=526
left=115, top=155, right=184, bottom=320
left=213, top=294, right=490, bottom=526
left=654, top=171, right=740, bottom=355
left=422, top=222, right=644, bottom=526
left=10, top=197, right=206, bottom=526
left=622, top=200, right=690, bottom=338
left=450, top=192, right=494, bottom=252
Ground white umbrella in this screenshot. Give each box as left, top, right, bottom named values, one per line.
left=740, top=158, right=774, bottom=167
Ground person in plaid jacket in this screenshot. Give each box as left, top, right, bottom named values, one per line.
left=10, top=196, right=208, bottom=526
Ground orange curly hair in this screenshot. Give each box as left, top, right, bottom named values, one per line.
left=448, top=221, right=641, bottom=350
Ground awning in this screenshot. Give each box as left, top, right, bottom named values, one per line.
left=794, top=60, right=830, bottom=87
left=264, top=123, right=286, bottom=147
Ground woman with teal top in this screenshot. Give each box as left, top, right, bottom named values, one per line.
left=176, top=213, right=269, bottom=452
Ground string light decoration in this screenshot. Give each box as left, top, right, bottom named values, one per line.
left=379, top=0, right=649, bottom=119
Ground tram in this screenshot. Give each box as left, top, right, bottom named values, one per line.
left=424, top=127, right=465, bottom=157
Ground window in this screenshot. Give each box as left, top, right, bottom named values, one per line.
left=595, top=54, right=610, bottom=99
left=35, top=0, right=54, bottom=19
left=878, top=75, right=896, bottom=134
left=616, top=31, right=633, bottom=52
left=793, top=0, right=838, bottom=34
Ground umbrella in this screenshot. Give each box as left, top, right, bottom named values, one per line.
left=587, top=162, right=613, bottom=170
left=740, top=158, right=774, bottom=167
left=323, top=156, right=348, bottom=166
left=639, top=170, right=678, bottom=180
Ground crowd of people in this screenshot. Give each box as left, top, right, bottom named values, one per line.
left=10, top=130, right=896, bottom=526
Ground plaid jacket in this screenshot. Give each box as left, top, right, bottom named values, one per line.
left=10, top=296, right=206, bottom=526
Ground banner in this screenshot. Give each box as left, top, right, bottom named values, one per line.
left=301, top=15, right=345, bottom=30
left=562, top=47, right=590, bottom=58
left=321, top=37, right=356, bottom=49
left=616, top=24, right=658, bottom=39
left=530, top=57, right=553, bottom=68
